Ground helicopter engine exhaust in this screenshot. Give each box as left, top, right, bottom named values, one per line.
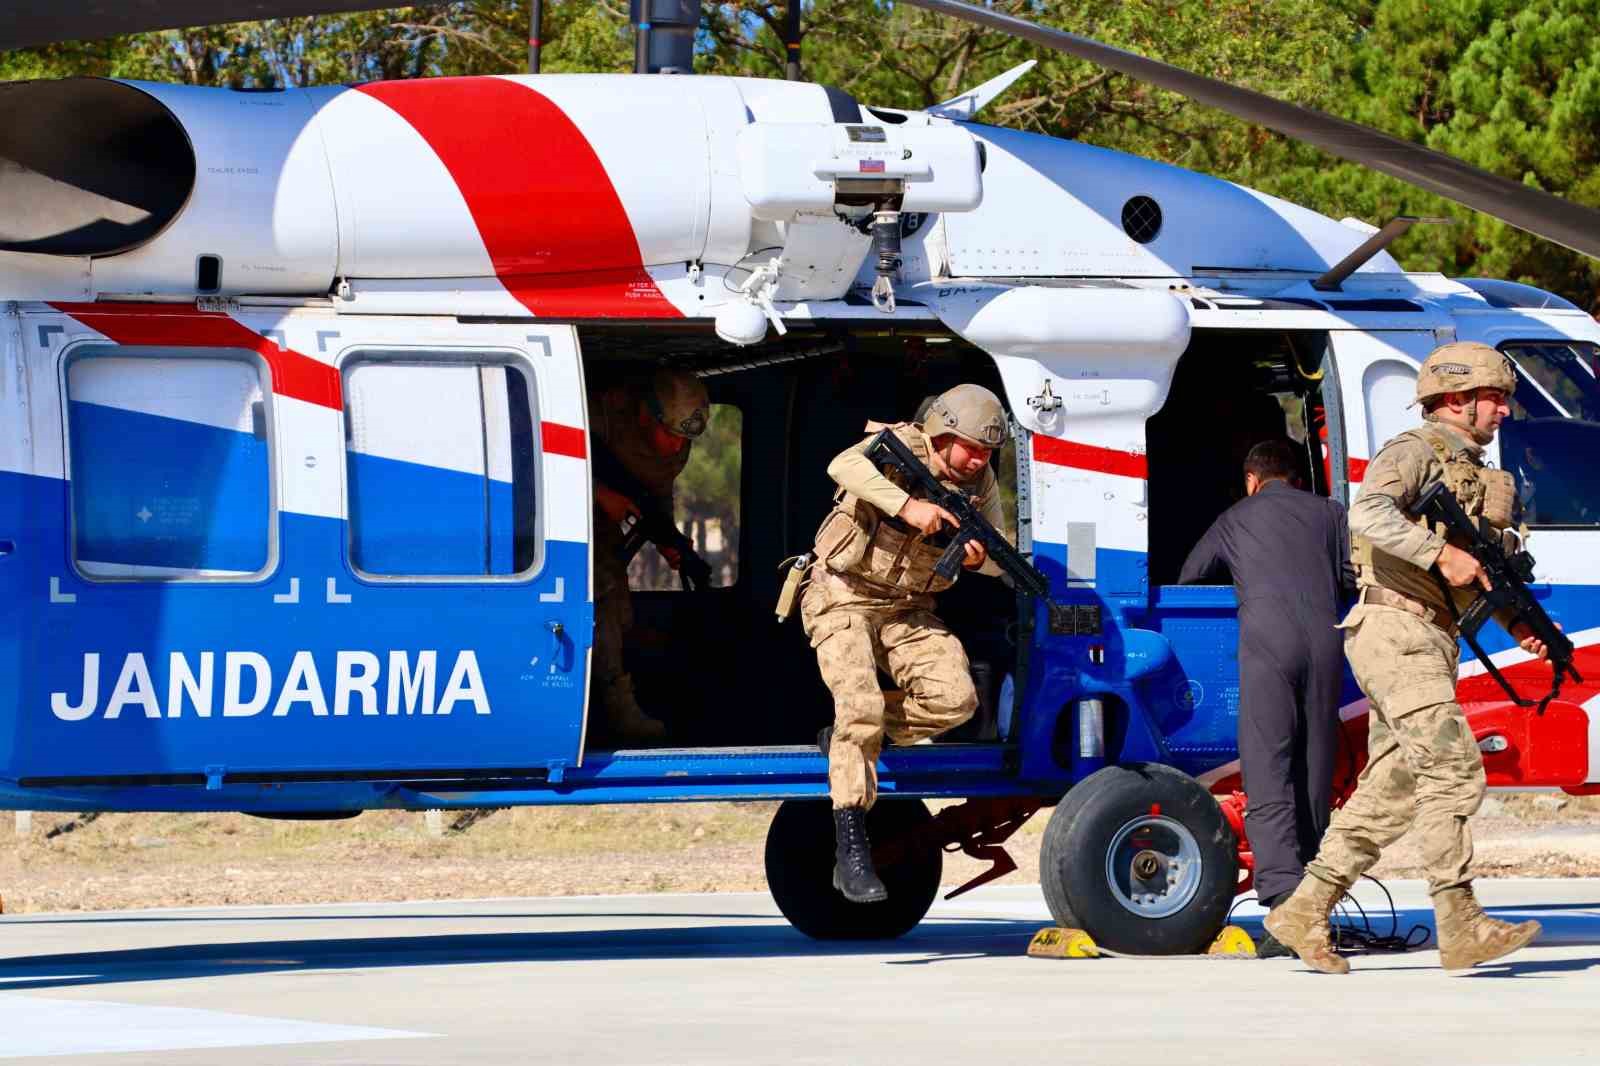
left=0, top=76, right=988, bottom=314
left=0, top=79, right=195, bottom=258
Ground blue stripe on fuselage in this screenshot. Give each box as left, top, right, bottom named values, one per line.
left=347, top=451, right=517, bottom=576
left=0, top=467, right=588, bottom=780
left=68, top=400, right=269, bottom=573
left=1031, top=538, right=1600, bottom=778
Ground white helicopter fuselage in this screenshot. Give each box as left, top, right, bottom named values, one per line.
left=2, top=72, right=1598, bottom=813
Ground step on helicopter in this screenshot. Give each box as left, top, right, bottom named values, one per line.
left=2, top=0, right=1599, bottom=951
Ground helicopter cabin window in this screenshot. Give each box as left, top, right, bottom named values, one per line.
left=65, top=348, right=275, bottom=580
left=627, top=403, right=742, bottom=591
left=343, top=356, right=539, bottom=578
left=1361, top=360, right=1419, bottom=467
left=1500, top=340, right=1600, bottom=528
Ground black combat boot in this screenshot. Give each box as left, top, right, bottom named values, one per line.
left=832, top=807, right=888, bottom=903
left=1255, top=924, right=1298, bottom=960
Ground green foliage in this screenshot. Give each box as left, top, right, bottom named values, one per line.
left=1240, top=0, right=1600, bottom=310
left=4, top=0, right=1600, bottom=307
left=702, top=0, right=1360, bottom=177
left=676, top=405, right=743, bottom=521
left=630, top=405, right=743, bottom=590
left=0, top=3, right=629, bottom=87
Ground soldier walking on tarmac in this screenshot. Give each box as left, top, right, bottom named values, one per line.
left=589, top=369, right=711, bottom=748
left=1267, top=343, right=1551, bottom=974
left=801, top=384, right=1013, bottom=903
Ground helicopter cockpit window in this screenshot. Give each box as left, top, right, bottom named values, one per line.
left=628, top=404, right=742, bottom=591
left=1500, top=340, right=1600, bottom=527
left=65, top=348, right=275, bottom=581
left=343, top=355, right=540, bottom=580
left=1503, top=341, right=1600, bottom=422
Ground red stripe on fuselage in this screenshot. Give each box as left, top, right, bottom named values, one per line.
left=49, top=303, right=341, bottom=410
left=357, top=79, right=680, bottom=320
left=1032, top=435, right=1148, bottom=479
left=1459, top=641, right=1600, bottom=707
left=542, top=422, right=587, bottom=459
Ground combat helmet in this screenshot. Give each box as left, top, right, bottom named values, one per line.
left=644, top=369, right=711, bottom=439
left=922, top=384, right=1008, bottom=449
left=1415, top=342, right=1517, bottom=406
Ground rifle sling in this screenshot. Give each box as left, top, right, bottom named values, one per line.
left=1429, top=568, right=1555, bottom=713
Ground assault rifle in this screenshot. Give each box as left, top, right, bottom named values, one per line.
left=863, top=430, right=1049, bottom=600
left=1408, top=481, right=1581, bottom=713
left=592, top=443, right=713, bottom=593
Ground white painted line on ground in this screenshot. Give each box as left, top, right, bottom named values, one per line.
left=0, top=975, right=95, bottom=985
left=0, top=995, right=433, bottom=1059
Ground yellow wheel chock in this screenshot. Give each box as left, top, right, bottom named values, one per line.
left=1027, top=926, right=1099, bottom=959
left=1206, top=924, right=1258, bottom=958
left=1025, top=923, right=1258, bottom=960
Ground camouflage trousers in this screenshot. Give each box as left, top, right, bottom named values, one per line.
left=1305, top=605, right=1486, bottom=895
left=801, top=566, right=977, bottom=809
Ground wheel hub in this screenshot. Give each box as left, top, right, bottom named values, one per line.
left=1104, top=814, right=1203, bottom=919
left=1131, top=849, right=1163, bottom=880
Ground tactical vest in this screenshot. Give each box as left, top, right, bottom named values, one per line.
left=1352, top=422, right=1517, bottom=613
left=812, top=422, right=986, bottom=595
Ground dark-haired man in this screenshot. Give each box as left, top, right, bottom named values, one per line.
left=1180, top=439, right=1355, bottom=945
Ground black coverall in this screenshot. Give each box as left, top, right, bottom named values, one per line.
left=1179, top=479, right=1356, bottom=908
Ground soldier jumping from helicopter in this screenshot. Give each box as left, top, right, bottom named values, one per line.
left=800, top=384, right=1014, bottom=903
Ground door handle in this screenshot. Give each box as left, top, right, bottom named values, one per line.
left=0, top=540, right=13, bottom=558
left=546, top=621, right=573, bottom=673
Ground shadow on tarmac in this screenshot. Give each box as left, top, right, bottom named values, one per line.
left=5, top=901, right=1600, bottom=990
left=0, top=915, right=1040, bottom=992
left=1283, top=903, right=1600, bottom=977
left=1369, top=903, right=1600, bottom=948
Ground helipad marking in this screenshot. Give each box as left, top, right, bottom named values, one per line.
left=0, top=995, right=433, bottom=1058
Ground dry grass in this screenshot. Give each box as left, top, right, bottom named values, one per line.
left=0, top=792, right=1595, bottom=915
left=0, top=804, right=781, bottom=913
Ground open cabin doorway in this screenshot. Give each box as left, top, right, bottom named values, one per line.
left=573, top=324, right=1024, bottom=757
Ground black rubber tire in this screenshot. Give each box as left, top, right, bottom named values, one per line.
left=1039, top=763, right=1238, bottom=956
left=765, top=798, right=942, bottom=940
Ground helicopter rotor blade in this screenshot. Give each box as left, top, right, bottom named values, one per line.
left=0, top=1, right=398, bottom=50
left=900, top=0, right=1600, bottom=261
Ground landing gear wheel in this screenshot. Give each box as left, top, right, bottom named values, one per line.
left=765, top=798, right=942, bottom=940
left=1040, top=763, right=1237, bottom=955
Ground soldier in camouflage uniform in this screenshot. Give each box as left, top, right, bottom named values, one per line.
left=1267, top=343, right=1551, bottom=974
left=802, top=384, right=1013, bottom=902
left=589, top=369, right=710, bottom=748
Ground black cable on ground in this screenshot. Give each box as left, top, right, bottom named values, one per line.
left=1331, top=874, right=1432, bottom=953
left=1230, top=873, right=1430, bottom=954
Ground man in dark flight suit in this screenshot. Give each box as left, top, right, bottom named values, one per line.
left=1179, top=440, right=1355, bottom=947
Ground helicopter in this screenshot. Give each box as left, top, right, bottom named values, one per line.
left=1, top=0, right=1599, bottom=953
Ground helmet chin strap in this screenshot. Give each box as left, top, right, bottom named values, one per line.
left=1447, top=390, right=1493, bottom=443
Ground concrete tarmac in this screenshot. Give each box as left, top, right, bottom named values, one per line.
left=1, top=878, right=1598, bottom=1065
